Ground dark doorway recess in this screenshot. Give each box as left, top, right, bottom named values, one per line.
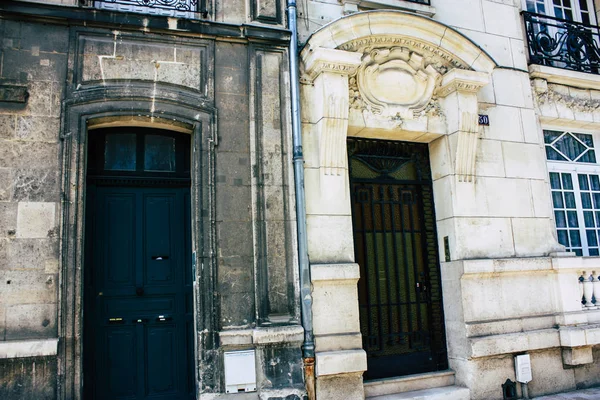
left=83, top=127, right=195, bottom=400
left=348, top=138, right=448, bottom=380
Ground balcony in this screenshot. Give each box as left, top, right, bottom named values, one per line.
left=523, top=11, right=600, bottom=74
left=93, top=0, right=208, bottom=19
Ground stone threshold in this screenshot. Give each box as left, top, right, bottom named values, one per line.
left=364, top=370, right=456, bottom=398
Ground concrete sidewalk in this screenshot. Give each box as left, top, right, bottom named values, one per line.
left=533, top=387, right=600, bottom=399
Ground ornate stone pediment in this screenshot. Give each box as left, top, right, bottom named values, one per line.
left=338, top=35, right=470, bottom=74
left=355, top=47, right=441, bottom=119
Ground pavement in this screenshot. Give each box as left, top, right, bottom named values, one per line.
left=533, top=387, right=600, bottom=399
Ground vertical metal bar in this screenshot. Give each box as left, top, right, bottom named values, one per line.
left=356, top=186, right=375, bottom=345
left=378, top=185, right=393, bottom=344
left=398, top=187, right=412, bottom=338
left=407, top=187, right=423, bottom=333
left=388, top=185, right=403, bottom=342
left=369, top=184, right=384, bottom=351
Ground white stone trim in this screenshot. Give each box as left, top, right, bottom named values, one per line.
left=311, top=263, right=360, bottom=282
left=530, top=64, right=600, bottom=91
left=218, top=326, right=304, bottom=347
left=315, top=349, right=367, bottom=376
left=302, top=48, right=362, bottom=82
left=0, top=338, right=59, bottom=359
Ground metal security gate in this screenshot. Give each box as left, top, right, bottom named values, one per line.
left=348, top=138, right=447, bottom=380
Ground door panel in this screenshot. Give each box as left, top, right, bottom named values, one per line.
left=85, top=185, right=192, bottom=400
left=348, top=138, right=447, bottom=380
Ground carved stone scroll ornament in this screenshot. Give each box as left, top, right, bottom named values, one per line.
left=456, top=112, right=481, bottom=183
left=356, top=47, right=441, bottom=119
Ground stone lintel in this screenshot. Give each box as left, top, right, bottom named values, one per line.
left=436, top=68, right=490, bottom=98
left=219, top=325, right=304, bottom=347
left=302, top=48, right=362, bottom=82
left=0, top=338, right=58, bottom=359
left=529, top=64, right=600, bottom=91
left=315, top=349, right=367, bottom=376
left=311, top=263, right=360, bottom=283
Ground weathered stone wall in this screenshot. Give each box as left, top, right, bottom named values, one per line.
left=0, top=356, right=57, bottom=400
left=0, top=3, right=302, bottom=399
left=0, top=17, right=65, bottom=399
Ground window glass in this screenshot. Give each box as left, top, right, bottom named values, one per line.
left=104, top=133, right=136, bottom=171
left=144, top=135, right=176, bottom=172
left=546, top=131, right=600, bottom=256
left=544, top=131, right=596, bottom=163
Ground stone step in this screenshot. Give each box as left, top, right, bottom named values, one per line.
left=364, top=370, right=456, bottom=398
left=366, top=386, right=470, bottom=400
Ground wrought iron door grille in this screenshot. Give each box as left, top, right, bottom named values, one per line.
left=523, top=11, right=600, bottom=74
left=348, top=138, right=447, bottom=379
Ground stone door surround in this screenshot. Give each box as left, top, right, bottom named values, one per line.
left=299, top=10, right=496, bottom=400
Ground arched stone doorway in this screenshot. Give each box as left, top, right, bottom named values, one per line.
left=299, top=10, right=496, bottom=399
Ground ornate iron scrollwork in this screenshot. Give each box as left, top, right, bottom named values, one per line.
left=98, top=0, right=198, bottom=13
left=523, top=11, right=600, bottom=74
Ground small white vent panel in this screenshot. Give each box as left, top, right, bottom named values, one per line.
left=224, top=350, right=257, bottom=393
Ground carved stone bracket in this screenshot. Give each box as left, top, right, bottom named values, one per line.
left=436, top=68, right=490, bottom=98
left=302, top=47, right=362, bottom=83
left=456, top=112, right=481, bottom=183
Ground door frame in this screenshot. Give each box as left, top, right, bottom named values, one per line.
left=57, top=84, right=218, bottom=400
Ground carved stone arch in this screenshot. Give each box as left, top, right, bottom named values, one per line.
left=57, top=83, right=218, bottom=400
left=302, top=10, right=496, bottom=73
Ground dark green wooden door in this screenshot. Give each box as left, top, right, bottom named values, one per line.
left=84, top=185, right=194, bottom=400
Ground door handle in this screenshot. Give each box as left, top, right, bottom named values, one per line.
left=152, top=256, right=169, bottom=261
left=136, top=287, right=144, bottom=296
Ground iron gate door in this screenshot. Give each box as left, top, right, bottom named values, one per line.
left=348, top=138, right=448, bottom=380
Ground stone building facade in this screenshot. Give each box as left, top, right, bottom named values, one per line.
left=1, top=0, right=600, bottom=400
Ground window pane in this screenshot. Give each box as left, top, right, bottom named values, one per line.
left=104, top=133, right=136, bottom=171
left=589, top=248, right=599, bottom=256
left=570, top=230, right=582, bottom=247
left=591, top=175, right=600, bottom=190
left=596, top=211, right=600, bottom=227
left=552, top=192, right=564, bottom=208
left=546, top=147, right=567, bottom=161
left=544, top=130, right=562, bottom=144
left=579, top=0, right=589, bottom=11
left=594, top=193, right=600, bottom=209
left=584, top=211, right=595, bottom=227
left=579, top=150, right=596, bottom=163
left=568, top=211, right=579, bottom=227
left=144, top=135, right=176, bottom=172
left=582, top=192, right=592, bottom=209
left=550, top=172, right=561, bottom=189
left=558, top=230, right=569, bottom=246
left=565, top=192, right=576, bottom=208
left=574, top=248, right=583, bottom=256
left=574, top=133, right=593, bottom=147
left=587, top=230, right=598, bottom=247
left=579, top=174, right=589, bottom=190
left=555, top=211, right=567, bottom=227
left=562, top=174, right=573, bottom=190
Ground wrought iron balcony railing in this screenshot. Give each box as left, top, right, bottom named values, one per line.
left=405, top=0, right=430, bottom=4
left=94, top=0, right=207, bottom=19
left=523, top=11, right=600, bottom=74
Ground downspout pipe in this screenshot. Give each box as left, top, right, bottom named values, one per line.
left=286, top=0, right=316, bottom=398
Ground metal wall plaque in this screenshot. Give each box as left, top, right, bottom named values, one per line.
left=478, top=114, right=489, bottom=126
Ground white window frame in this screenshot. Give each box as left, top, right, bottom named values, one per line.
left=523, top=0, right=597, bottom=24
left=545, top=126, right=600, bottom=256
